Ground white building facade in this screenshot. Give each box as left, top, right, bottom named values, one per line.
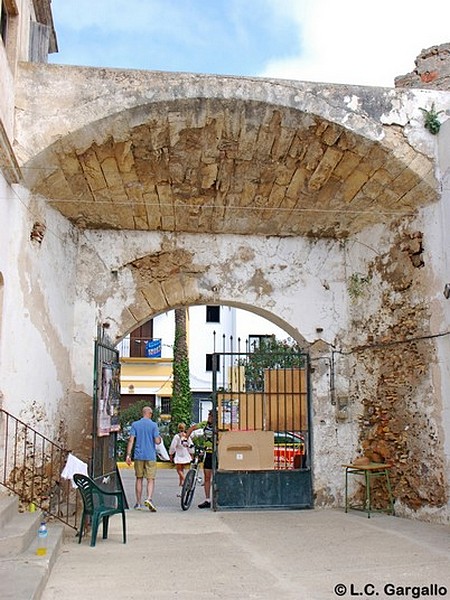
left=118, top=306, right=288, bottom=420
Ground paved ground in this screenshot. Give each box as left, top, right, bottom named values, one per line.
left=41, top=466, right=450, bottom=600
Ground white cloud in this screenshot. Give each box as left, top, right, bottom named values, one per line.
left=52, top=0, right=450, bottom=86
left=261, top=0, right=450, bottom=87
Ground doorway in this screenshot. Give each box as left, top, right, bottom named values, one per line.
left=211, top=348, right=313, bottom=510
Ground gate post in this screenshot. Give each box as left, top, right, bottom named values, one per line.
left=92, top=324, right=122, bottom=493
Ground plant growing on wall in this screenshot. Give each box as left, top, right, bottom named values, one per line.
left=348, top=272, right=370, bottom=300
left=419, top=102, right=444, bottom=135
left=170, top=307, right=193, bottom=435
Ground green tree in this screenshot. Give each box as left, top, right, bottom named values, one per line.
left=240, top=337, right=305, bottom=392
left=170, top=307, right=193, bottom=434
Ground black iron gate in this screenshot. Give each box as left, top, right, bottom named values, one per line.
left=92, top=325, right=125, bottom=500
left=211, top=348, right=313, bottom=510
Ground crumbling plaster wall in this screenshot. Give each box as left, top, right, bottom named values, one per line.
left=6, top=59, right=448, bottom=520
left=70, top=228, right=358, bottom=496
left=0, top=186, right=82, bottom=447
left=70, top=215, right=449, bottom=521
left=71, top=229, right=350, bottom=386
left=436, top=118, right=450, bottom=516
left=329, top=199, right=449, bottom=522
left=305, top=111, right=450, bottom=522
left=0, top=0, right=85, bottom=449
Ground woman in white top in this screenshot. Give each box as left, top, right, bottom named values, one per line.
left=169, top=423, right=194, bottom=490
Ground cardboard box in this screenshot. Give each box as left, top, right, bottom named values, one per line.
left=218, top=431, right=274, bottom=471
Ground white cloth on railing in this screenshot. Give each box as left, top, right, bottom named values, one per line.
left=61, top=453, right=88, bottom=488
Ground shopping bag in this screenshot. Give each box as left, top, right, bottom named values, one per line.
left=156, top=440, right=170, bottom=461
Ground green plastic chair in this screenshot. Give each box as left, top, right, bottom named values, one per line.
left=73, top=473, right=127, bottom=547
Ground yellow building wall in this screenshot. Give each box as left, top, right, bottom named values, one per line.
left=120, top=358, right=173, bottom=396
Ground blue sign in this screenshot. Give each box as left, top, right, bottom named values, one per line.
left=145, top=339, right=162, bottom=358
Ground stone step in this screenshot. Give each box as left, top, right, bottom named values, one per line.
left=0, top=491, right=65, bottom=599
left=0, top=494, right=19, bottom=529
left=0, top=508, right=43, bottom=557
left=0, top=521, right=64, bottom=600
left=0, top=493, right=44, bottom=559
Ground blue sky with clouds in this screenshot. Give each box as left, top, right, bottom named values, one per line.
left=50, top=0, right=450, bottom=87
left=49, top=0, right=302, bottom=77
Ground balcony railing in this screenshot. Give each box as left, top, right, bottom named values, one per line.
left=118, top=337, right=163, bottom=358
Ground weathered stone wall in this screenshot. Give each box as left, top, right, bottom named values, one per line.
left=13, top=63, right=441, bottom=242
left=345, top=223, right=447, bottom=519
left=396, top=43, right=450, bottom=90
left=1, top=49, right=449, bottom=523
left=0, top=138, right=447, bottom=522
left=70, top=230, right=350, bottom=390
left=66, top=211, right=449, bottom=521
left=0, top=186, right=80, bottom=448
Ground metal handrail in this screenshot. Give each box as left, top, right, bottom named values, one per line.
left=0, top=408, right=79, bottom=530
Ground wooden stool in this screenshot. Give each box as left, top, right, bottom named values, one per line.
left=343, top=463, right=394, bottom=518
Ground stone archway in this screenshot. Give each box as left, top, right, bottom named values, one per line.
left=11, top=61, right=448, bottom=520
left=118, top=299, right=314, bottom=511
left=15, top=62, right=438, bottom=241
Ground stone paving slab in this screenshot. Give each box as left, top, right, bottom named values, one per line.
left=39, top=469, right=450, bottom=600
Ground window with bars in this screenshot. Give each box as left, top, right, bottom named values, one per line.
left=248, top=334, right=275, bottom=352
left=206, top=353, right=220, bottom=372
left=206, top=305, right=220, bottom=323
left=160, top=397, right=171, bottom=414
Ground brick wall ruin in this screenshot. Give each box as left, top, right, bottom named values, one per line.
left=395, top=43, right=450, bottom=90
left=349, top=226, right=447, bottom=512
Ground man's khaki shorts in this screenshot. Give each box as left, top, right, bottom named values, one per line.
left=134, top=460, right=157, bottom=479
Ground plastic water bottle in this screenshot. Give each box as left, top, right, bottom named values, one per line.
left=36, top=521, right=48, bottom=556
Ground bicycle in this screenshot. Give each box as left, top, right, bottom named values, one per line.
left=180, top=446, right=205, bottom=511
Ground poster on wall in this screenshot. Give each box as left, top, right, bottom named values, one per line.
left=97, top=362, right=121, bottom=437
left=219, top=399, right=240, bottom=429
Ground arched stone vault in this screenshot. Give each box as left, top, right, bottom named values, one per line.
left=15, top=62, right=439, bottom=239
left=75, top=227, right=346, bottom=349
left=11, top=62, right=448, bottom=518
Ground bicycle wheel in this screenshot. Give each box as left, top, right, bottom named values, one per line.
left=181, top=468, right=196, bottom=511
